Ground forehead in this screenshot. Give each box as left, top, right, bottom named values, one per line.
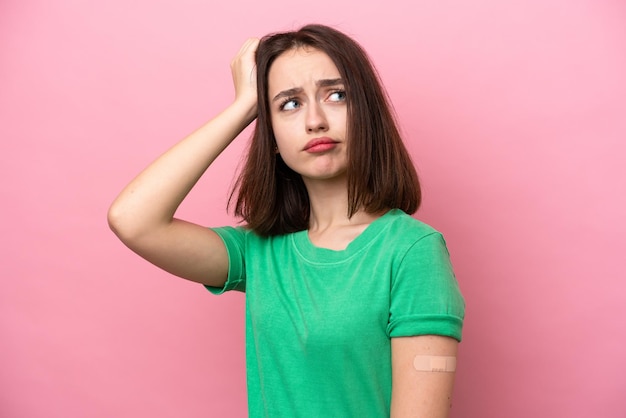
left=268, top=47, right=341, bottom=94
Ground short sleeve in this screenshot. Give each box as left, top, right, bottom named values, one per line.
left=387, top=232, right=465, bottom=341
left=204, top=226, right=247, bottom=295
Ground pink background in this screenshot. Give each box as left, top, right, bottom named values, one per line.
left=2, top=0, right=625, bottom=416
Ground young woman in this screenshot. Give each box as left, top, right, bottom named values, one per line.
left=108, top=24, right=465, bottom=418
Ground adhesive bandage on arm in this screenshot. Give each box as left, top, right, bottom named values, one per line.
left=413, top=355, right=457, bottom=372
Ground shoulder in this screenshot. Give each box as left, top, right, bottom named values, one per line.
left=211, top=225, right=249, bottom=245
left=380, top=209, right=442, bottom=244
left=374, top=210, right=452, bottom=268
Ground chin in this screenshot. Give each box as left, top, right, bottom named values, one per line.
left=303, top=169, right=348, bottom=182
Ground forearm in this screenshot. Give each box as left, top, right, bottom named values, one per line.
left=108, top=98, right=255, bottom=241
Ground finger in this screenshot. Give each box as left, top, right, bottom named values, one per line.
left=239, top=37, right=260, bottom=56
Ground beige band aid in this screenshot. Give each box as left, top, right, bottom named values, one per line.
left=413, top=355, right=457, bottom=372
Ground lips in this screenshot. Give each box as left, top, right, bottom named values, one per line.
left=303, top=137, right=339, bottom=152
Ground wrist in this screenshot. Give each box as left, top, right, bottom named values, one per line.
left=232, top=95, right=258, bottom=125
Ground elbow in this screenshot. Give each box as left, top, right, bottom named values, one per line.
left=107, top=200, right=139, bottom=243
left=107, top=198, right=166, bottom=249
left=107, top=201, right=126, bottom=238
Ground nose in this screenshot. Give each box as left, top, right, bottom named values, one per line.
left=305, top=101, right=328, bottom=133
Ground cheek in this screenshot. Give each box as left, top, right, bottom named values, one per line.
left=271, top=117, right=299, bottom=145
left=270, top=119, right=284, bottom=143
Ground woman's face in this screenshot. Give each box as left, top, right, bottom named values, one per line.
left=267, top=47, right=348, bottom=184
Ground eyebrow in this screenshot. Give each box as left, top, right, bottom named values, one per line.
left=271, top=78, right=344, bottom=103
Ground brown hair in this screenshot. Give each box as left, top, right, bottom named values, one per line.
left=230, top=24, right=421, bottom=236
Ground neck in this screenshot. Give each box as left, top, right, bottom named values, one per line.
left=302, top=176, right=378, bottom=231
left=302, top=176, right=387, bottom=250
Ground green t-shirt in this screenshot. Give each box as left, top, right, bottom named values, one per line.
left=206, top=209, right=465, bottom=418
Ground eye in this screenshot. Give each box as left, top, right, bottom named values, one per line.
left=328, top=90, right=346, bottom=102
left=280, top=98, right=300, bottom=111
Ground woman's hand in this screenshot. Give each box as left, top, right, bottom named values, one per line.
left=231, top=38, right=259, bottom=119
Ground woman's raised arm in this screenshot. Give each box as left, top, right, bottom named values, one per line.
left=107, top=38, right=259, bottom=286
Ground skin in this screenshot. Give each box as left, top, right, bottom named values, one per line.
left=391, top=336, right=459, bottom=418
left=108, top=38, right=458, bottom=417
